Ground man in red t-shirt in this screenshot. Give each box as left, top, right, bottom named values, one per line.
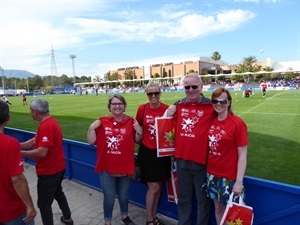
left=20, top=98, right=73, bottom=225
left=261, top=81, right=267, bottom=97
left=0, top=101, right=36, bottom=224
left=165, top=73, right=213, bottom=225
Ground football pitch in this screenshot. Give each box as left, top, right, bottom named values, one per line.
left=6, top=89, right=300, bottom=186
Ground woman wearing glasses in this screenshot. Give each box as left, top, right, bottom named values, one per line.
left=205, top=88, right=248, bottom=225
left=135, top=82, right=171, bottom=225
left=87, top=94, right=142, bottom=225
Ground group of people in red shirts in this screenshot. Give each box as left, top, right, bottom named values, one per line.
left=1, top=98, right=74, bottom=225
left=87, top=73, right=248, bottom=225
left=1, top=73, right=248, bottom=225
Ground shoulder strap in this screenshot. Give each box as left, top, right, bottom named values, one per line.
left=142, top=104, right=146, bottom=124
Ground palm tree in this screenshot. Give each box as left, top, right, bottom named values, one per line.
left=124, top=70, right=135, bottom=80
left=93, top=75, right=103, bottom=82
left=110, top=71, right=121, bottom=81
left=103, top=71, right=110, bottom=82
left=243, top=56, right=257, bottom=72
left=235, top=56, right=259, bottom=82
left=211, top=51, right=221, bottom=75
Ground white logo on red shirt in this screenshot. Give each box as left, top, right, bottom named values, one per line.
left=148, top=124, right=156, bottom=136
left=42, top=136, right=49, bottom=142
left=208, top=125, right=224, bottom=156
left=181, top=118, right=194, bottom=132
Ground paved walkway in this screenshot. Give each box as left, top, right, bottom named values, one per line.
left=24, top=162, right=178, bottom=225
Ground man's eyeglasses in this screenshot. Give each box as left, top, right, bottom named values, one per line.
left=212, top=99, right=228, bottom=105
left=111, top=103, right=124, bottom=106
left=184, top=85, right=199, bottom=90
left=147, top=92, right=160, bottom=96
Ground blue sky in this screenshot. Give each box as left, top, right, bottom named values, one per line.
left=1, top=0, right=299, bottom=78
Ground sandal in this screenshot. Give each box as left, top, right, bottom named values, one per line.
left=154, top=217, right=165, bottom=225
left=146, top=220, right=155, bottom=225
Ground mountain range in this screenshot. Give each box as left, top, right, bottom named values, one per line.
left=1, top=69, right=37, bottom=78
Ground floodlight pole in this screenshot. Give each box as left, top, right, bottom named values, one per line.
left=70, top=54, right=76, bottom=84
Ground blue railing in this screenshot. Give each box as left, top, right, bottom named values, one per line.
left=5, top=127, right=300, bottom=225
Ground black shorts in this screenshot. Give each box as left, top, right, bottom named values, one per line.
left=138, top=143, right=171, bottom=183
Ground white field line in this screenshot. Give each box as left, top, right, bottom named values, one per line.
left=244, top=112, right=300, bottom=116
left=237, top=92, right=298, bottom=117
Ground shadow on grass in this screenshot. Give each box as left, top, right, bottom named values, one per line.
left=247, top=131, right=299, bottom=186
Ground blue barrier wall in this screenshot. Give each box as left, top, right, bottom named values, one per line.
left=5, top=127, right=300, bottom=225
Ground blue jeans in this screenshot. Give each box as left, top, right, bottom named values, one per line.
left=1, top=212, right=35, bottom=225
left=176, top=159, right=211, bottom=225
left=99, top=172, right=130, bottom=222
left=37, top=170, right=71, bottom=225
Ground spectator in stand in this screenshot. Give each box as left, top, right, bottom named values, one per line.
left=165, top=73, right=214, bottom=225
left=0, top=101, right=37, bottom=225
left=87, top=94, right=142, bottom=225
left=205, top=88, right=248, bottom=225
left=135, top=82, right=171, bottom=225
left=20, top=98, right=74, bottom=225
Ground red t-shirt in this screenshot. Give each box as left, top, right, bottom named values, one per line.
left=95, top=116, right=135, bottom=175
left=0, top=134, right=27, bottom=223
left=207, top=114, right=248, bottom=180
left=174, top=102, right=214, bottom=164
left=135, top=103, right=169, bottom=149
left=34, top=116, right=66, bottom=175
left=261, top=83, right=267, bottom=90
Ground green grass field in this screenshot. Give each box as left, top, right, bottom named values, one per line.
left=5, top=89, right=300, bottom=186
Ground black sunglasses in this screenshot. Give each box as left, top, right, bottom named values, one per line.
left=147, top=92, right=160, bottom=96
left=184, top=85, right=199, bottom=90
left=212, top=99, right=228, bottom=105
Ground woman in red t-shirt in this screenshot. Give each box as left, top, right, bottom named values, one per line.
left=87, top=94, right=142, bottom=225
left=135, top=82, right=171, bottom=225
left=205, top=88, right=248, bottom=225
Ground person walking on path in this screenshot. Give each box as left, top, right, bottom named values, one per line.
left=205, top=88, right=248, bottom=225
left=135, top=82, right=171, bottom=225
left=20, top=98, right=74, bottom=225
left=87, top=94, right=142, bottom=225
left=165, top=73, right=214, bottom=225
left=0, top=100, right=37, bottom=225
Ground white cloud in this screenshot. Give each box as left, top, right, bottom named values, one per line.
left=0, top=0, right=257, bottom=76
left=63, top=7, right=255, bottom=42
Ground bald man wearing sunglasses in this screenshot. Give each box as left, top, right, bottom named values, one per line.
left=165, top=73, right=214, bottom=225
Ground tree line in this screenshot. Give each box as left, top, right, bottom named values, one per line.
left=1, top=74, right=91, bottom=92
left=2, top=54, right=298, bottom=92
